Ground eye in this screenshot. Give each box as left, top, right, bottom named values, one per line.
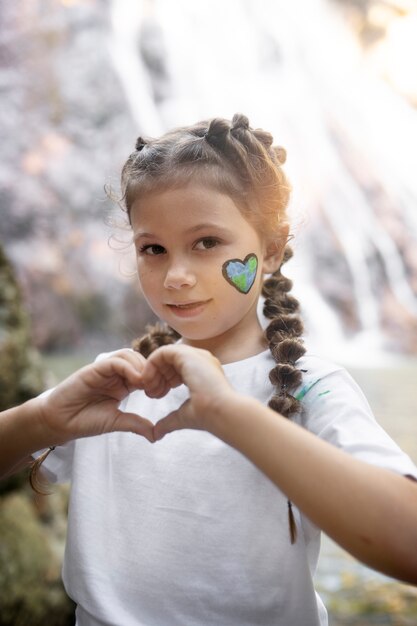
left=138, top=244, right=166, bottom=256
left=194, top=237, right=220, bottom=251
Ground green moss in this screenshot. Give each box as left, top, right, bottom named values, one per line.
left=0, top=244, right=45, bottom=412
left=0, top=492, right=74, bottom=626
left=0, top=244, right=46, bottom=495
left=326, top=572, right=417, bottom=625
left=0, top=247, right=74, bottom=623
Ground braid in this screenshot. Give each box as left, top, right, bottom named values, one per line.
left=262, top=244, right=306, bottom=543
left=135, top=136, right=147, bottom=151
left=204, top=117, right=250, bottom=176
left=205, top=113, right=283, bottom=186
left=29, top=446, right=56, bottom=494
left=132, top=322, right=180, bottom=358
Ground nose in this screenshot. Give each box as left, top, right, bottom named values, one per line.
left=163, top=259, right=197, bottom=290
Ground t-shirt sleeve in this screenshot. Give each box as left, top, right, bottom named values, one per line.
left=295, top=357, right=417, bottom=479
left=33, top=441, right=75, bottom=484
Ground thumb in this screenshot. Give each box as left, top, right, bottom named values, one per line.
left=153, top=399, right=196, bottom=441
left=112, top=411, right=155, bottom=443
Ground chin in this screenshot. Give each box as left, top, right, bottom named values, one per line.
left=174, top=330, right=214, bottom=343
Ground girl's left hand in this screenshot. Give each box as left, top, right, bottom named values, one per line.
left=140, top=344, right=237, bottom=441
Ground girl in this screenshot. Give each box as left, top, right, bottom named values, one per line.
left=8, top=113, right=417, bottom=625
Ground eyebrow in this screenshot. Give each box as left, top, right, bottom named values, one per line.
left=134, top=223, right=232, bottom=241
left=186, top=223, right=231, bottom=235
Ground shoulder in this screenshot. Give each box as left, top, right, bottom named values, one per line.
left=292, top=355, right=417, bottom=477
left=297, top=353, right=345, bottom=379
left=291, top=352, right=372, bottom=423
left=223, top=349, right=347, bottom=391
left=294, top=353, right=349, bottom=402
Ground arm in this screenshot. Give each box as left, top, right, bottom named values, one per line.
left=144, top=344, right=417, bottom=585
left=0, top=350, right=154, bottom=481
left=215, top=394, right=417, bottom=585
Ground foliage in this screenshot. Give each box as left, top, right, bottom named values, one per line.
left=0, top=244, right=45, bottom=412
left=0, top=246, right=43, bottom=494
left=0, top=245, right=74, bottom=623
left=326, top=572, right=417, bottom=625
left=0, top=492, right=75, bottom=626
left=0, top=243, right=46, bottom=494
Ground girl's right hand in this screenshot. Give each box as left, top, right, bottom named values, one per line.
left=141, top=344, right=238, bottom=440
left=36, top=350, right=154, bottom=445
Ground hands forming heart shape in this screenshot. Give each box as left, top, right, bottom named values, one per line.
left=123, top=344, right=233, bottom=442
left=41, top=344, right=234, bottom=447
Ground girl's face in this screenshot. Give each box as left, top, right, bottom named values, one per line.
left=130, top=183, right=285, bottom=360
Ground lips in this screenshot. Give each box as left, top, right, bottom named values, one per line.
left=166, top=300, right=210, bottom=317
left=168, top=301, right=206, bottom=309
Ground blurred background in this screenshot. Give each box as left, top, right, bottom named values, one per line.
left=1, top=0, right=417, bottom=624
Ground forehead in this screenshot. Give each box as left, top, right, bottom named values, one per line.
left=130, top=183, right=255, bottom=232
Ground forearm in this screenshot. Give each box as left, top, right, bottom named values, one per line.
left=213, top=393, right=417, bottom=584
left=0, top=397, right=51, bottom=480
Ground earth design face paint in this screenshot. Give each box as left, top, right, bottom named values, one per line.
left=222, top=253, right=258, bottom=294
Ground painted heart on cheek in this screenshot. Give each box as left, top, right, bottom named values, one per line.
left=222, top=253, right=258, bottom=294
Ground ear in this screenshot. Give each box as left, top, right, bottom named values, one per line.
left=261, top=224, right=290, bottom=274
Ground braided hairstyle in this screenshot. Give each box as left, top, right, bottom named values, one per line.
left=122, top=113, right=305, bottom=542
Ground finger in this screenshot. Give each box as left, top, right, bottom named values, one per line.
left=93, top=350, right=146, bottom=384
left=142, top=352, right=183, bottom=398
left=148, top=346, right=185, bottom=381
left=113, top=411, right=155, bottom=443
left=107, top=358, right=146, bottom=394
left=108, top=349, right=147, bottom=370
left=147, top=344, right=224, bottom=394
left=153, top=399, right=195, bottom=441
left=140, top=361, right=168, bottom=398
left=153, top=412, right=183, bottom=441
left=142, top=361, right=181, bottom=399
left=84, top=356, right=146, bottom=395
left=107, top=353, right=146, bottom=378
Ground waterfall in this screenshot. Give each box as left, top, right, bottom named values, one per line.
left=108, top=0, right=417, bottom=359
left=108, top=0, right=163, bottom=135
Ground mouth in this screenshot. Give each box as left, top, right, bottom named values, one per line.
left=166, top=300, right=211, bottom=316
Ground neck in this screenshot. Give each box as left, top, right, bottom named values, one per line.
left=181, top=324, right=268, bottom=365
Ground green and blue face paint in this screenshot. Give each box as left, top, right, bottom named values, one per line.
left=222, top=253, right=258, bottom=294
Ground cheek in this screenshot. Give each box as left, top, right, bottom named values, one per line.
left=136, top=264, right=157, bottom=293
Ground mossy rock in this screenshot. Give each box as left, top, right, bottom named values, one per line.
left=0, top=247, right=74, bottom=624
left=0, top=492, right=75, bottom=626
left=0, top=244, right=45, bottom=494
left=327, top=572, right=417, bottom=625
left=0, top=244, right=45, bottom=412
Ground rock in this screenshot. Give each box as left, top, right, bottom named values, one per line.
left=0, top=245, right=74, bottom=624
left=0, top=243, right=45, bottom=413
left=0, top=491, right=74, bottom=626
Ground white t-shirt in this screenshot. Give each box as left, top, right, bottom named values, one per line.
left=41, top=350, right=417, bottom=626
